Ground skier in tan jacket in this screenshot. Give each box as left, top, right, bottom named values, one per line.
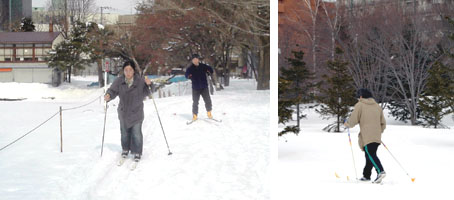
left=344, top=88, right=387, bottom=183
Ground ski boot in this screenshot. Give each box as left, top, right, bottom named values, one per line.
left=373, top=171, right=386, bottom=184
left=121, top=150, right=129, bottom=158
left=207, top=111, right=213, bottom=119
left=134, top=154, right=141, bottom=162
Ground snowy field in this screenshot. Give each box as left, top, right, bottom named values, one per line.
left=278, top=105, right=454, bottom=200
left=0, top=77, right=270, bottom=200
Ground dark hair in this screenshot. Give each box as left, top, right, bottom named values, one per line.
left=122, top=60, right=136, bottom=72
left=356, top=88, right=373, bottom=99
left=191, top=54, right=201, bottom=59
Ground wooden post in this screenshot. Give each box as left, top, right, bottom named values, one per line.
left=60, top=106, right=63, bottom=153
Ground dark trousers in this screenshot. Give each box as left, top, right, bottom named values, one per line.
left=363, top=142, right=385, bottom=179
left=192, top=88, right=212, bottom=115
left=120, top=121, right=143, bottom=155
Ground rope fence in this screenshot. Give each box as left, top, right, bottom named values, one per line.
left=0, top=93, right=104, bottom=153
left=0, top=80, right=190, bottom=153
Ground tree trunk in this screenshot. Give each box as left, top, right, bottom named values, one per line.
left=248, top=50, right=258, bottom=80
left=68, top=66, right=72, bottom=83
left=224, top=68, right=230, bottom=86
left=257, top=36, right=270, bottom=90
left=224, top=47, right=232, bottom=87
left=131, top=57, right=142, bottom=76
left=211, top=70, right=221, bottom=90
left=296, top=103, right=300, bottom=130
left=97, top=59, right=104, bottom=88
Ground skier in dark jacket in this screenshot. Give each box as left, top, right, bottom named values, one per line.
left=104, top=60, right=152, bottom=162
left=185, top=54, right=214, bottom=121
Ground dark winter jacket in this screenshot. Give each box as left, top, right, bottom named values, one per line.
left=106, top=74, right=151, bottom=128
left=185, top=63, right=214, bottom=90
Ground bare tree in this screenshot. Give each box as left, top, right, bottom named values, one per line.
left=338, top=2, right=393, bottom=107
left=320, top=1, right=344, bottom=60
left=67, top=0, right=96, bottom=23
left=287, top=0, right=322, bottom=77
left=149, top=0, right=270, bottom=90
left=340, top=1, right=445, bottom=125
left=45, top=0, right=96, bottom=38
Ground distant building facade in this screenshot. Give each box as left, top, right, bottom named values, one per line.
left=0, top=0, right=32, bottom=31
left=0, top=32, right=64, bottom=85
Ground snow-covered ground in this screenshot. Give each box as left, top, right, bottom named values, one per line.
left=0, top=77, right=270, bottom=200
left=278, top=105, right=454, bottom=200
left=0, top=76, right=101, bottom=101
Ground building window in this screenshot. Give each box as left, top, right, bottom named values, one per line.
left=0, top=44, right=14, bottom=62
left=15, top=44, right=24, bottom=61
left=0, top=43, right=53, bottom=63
left=0, top=44, right=4, bottom=62
left=34, top=43, right=52, bottom=62
left=24, top=44, right=33, bottom=61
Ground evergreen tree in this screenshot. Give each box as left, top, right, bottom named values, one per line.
left=315, top=48, right=356, bottom=132
left=419, top=62, right=454, bottom=128
left=386, top=96, right=422, bottom=124
left=20, top=17, right=35, bottom=32
left=86, top=22, right=115, bottom=88
left=278, top=50, right=314, bottom=136
left=279, top=78, right=299, bottom=136
left=48, top=21, right=93, bottom=83
left=445, top=16, right=454, bottom=122
left=386, top=72, right=423, bottom=124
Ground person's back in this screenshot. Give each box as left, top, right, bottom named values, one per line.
left=353, top=98, right=386, bottom=149
left=345, top=88, right=386, bottom=184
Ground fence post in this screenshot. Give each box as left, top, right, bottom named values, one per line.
left=59, top=106, right=63, bottom=153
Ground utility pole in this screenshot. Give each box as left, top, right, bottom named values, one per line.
left=100, top=6, right=113, bottom=25
left=65, top=0, right=68, bottom=36
left=9, top=0, right=12, bottom=31
left=99, top=6, right=112, bottom=89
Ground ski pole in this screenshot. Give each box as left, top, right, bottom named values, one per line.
left=345, top=120, right=358, bottom=180
left=381, top=142, right=415, bottom=182
left=148, top=85, right=173, bottom=156
left=347, top=127, right=358, bottom=180
left=101, top=101, right=108, bottom=157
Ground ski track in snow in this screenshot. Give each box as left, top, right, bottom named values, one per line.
left=0, top=79, right=269, bottom=200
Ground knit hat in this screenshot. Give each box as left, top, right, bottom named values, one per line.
left=191, top=54, right=201, bottom=59
left=356, top=88, right=373, bottom=99
left=122, top=60, right=136, bottom=72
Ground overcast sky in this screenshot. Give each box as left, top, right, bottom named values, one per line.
left=32, top=0, right=139, bottom=15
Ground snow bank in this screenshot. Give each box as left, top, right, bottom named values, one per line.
left=0, top=76, right=103, bottom=101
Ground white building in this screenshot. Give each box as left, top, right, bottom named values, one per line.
left=0, top=32, right=64, bottom=85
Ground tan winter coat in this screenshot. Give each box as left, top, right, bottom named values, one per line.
left=346, top=98, right=386, bottom=151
